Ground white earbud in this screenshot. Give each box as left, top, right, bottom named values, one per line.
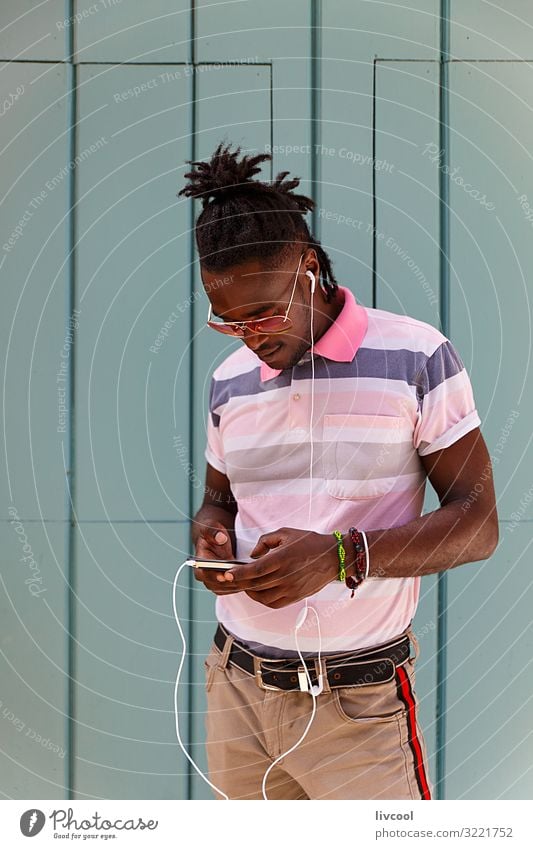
left=305, top=270, right=316, bottom=294
left=310, top=680, right=324, bottom=697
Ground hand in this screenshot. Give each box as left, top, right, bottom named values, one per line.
left=215, top=527, right=340, bottom=608
left=193, top=521, right=242, bottom=596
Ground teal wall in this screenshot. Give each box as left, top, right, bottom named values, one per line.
left=1, top=1, right=531, bottom=800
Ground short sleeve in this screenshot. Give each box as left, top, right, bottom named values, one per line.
left=413, top=339, right=481, bottom=456
left=204, top=376, right=227, bottom=474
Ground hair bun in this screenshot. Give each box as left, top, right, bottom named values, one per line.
left=177, top=141, right=271, bottom=207
left=178, top=139, right=315, bottom=216
left=177, top=139, right=337, bottom=300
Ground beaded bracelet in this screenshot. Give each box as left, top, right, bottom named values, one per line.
left=361, top=530, right=370, bottom=580
left=332, top=530, right=347, bottom=581
left=347, top=526, right=370, bottom=597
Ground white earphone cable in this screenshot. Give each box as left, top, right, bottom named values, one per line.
left=261, top=604, right=322, bottom=799
left=307, top=272, right=315, bottom=526
left=173, top=561, right=229, bottom=800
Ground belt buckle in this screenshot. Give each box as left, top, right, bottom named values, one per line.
left=252, top=656, right=316, bottom=692
left=252, top=655, right=282, bottom=691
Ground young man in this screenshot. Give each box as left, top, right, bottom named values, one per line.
left=179, top=141, right=499, bottom=800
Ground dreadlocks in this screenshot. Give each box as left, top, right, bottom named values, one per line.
left=177, top=141, right=338, bottom=301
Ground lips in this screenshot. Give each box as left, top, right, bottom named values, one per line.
left=258, top=344, right=281, bottom=359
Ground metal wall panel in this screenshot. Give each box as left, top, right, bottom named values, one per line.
left=195, top=0, right=312, bottom=179
left=72, top=520, right=190, bottom=799
left=450, top=1, right=533, bottom=59
left=448, top=61, right=533, bottom=522
left=1, top=63, right=70, bottom=521
left=74, top=64, right=191, bottom=522
left=0, top=522, right=68, bottom=797
left=446, top=523, right=533, bottom=799
left=320, top=0, right=440, bottom=301
left=374, top=62, right=441, bottom=324
left=446, top=60, right=533, bottom=799
left=74, top=0, right=189, bottom=63
left=0, top=61, right=71, bottom=801
left=0, top=1, right=66, bottom=61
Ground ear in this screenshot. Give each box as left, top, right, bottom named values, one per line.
left=305, top=270, right=316, bottom=294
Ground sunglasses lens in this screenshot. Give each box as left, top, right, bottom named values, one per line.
left=251, top=316, right=290, bottom=333
left=208, top=317, right=291, bottom=335
left=207, top=322, right=244, bottom=336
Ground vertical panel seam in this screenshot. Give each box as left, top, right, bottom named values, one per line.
left=372, top=57, right=377, bottom=309
left=186, top=0, right=196, bottom=802
left=65, top=0, right=76, bottom=803
left=269, top=63, right=274, bottom=181
left=436, top=0, right=451, bottom=803
left=310, top=0, right=320, bottom=236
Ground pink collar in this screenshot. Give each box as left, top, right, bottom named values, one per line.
left=259, top=285, right=368, bottom=382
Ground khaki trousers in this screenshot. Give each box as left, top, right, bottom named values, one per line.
left=203, top=624, right=434, bottom=800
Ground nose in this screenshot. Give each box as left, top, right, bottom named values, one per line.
left=241, top=328, right=268, bottom=351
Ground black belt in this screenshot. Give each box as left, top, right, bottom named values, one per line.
left=214, top=623, right=412, bottom=692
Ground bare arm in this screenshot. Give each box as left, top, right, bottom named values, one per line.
left=191, top=463, right=247, bottom=595
left=216, top=428, right=500, bottom=608
left=356, top=427, right=499, bottom=579
left=191, top=462, right=238, bottom=557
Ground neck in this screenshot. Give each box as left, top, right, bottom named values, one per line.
left=312, top=285, right=344, bottom=344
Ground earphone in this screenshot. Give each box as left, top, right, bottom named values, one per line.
left=173, top=262, right=324, bottom=800
left=294, top=267, right=323, bottom=700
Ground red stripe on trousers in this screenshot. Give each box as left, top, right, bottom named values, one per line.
left=396, top=665, right=432, bottom=800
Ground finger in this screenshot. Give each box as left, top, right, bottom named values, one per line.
left=195, top=523, right=233, bottom=559
left=222, top=553, right=280, bottom=586
left=195, top=546, right=222, bottom=563
left=223, top=550, right=311, bottom=588
left=245, top=588, right=290, bottom=609
left=196, top=541, right=233, bottom=561
left=249, top=529, right=286, bottom=559
left=194, top=568, right=241, bottom=593
left=195, top=537, right=234, bottom=563
left=204, top=525, right=233, bottom=555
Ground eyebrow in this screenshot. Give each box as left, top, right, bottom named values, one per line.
left=214, top=303, right=277, bottom=320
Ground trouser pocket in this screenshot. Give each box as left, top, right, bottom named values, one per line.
left=204, top=641, right=222, bottom=693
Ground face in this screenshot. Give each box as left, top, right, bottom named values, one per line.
left=201, top=249, right=319, bottom=368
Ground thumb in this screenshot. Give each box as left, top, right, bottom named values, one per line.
left=202, top=523, right=228, bottom=547
left=250, top=529, right=284, bottom=558
left=209, top=523, right=228, bottom=545
left=212, top=529, right=227, bottom=545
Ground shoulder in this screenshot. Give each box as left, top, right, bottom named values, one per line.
left=208, top=345, right=260, bottom=412
left=211, top=344, right=259, bottom=382
left=360, top=306, right=466, bottom=389
left=363, top=305, right=448, bottom=359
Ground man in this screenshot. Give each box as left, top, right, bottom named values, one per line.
left=181, top=142, right=499, bottom=800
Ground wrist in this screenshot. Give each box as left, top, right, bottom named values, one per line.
left=344, top=527, right=371, bottom=597
left=326, top=532, right=343, bottom=582
left=342, top=532, right=357, bottom=579
left=192, top=505, right=235, bottom=540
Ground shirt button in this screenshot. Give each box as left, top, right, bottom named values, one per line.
left=292, top=393, right=301, bottom=401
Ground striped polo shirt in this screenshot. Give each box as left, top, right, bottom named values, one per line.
left=204, top=284, right=481, bottom=656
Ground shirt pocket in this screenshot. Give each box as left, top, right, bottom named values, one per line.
left=322, top=413, right=415, bottom=500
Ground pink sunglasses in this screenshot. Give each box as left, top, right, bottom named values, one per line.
left=206, top=253, right=304, bottom=337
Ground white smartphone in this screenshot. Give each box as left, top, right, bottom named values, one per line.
left=186, top=556, right=251, bottom=571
